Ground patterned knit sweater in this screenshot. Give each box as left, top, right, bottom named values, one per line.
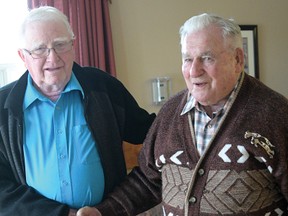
left=96, top=73, right=288, bottom=216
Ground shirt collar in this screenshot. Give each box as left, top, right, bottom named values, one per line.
left=180, top=94, right=197, bottom=115
left=23, top=72, right=84, bottom=110
left=180, top=72, right=244, bottom=116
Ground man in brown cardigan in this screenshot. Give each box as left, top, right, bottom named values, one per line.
left=82, top=13, right=288, bottom=216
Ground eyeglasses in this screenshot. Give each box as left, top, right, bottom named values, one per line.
left=23, top=40, right=74, bottom=59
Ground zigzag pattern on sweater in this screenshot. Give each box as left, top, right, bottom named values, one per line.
left=201, top=169, right=284, bottom=214
left=161, top=164, right=285, bottom=215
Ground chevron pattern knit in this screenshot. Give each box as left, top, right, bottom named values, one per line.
left=162, top=164, right=285, bottom=215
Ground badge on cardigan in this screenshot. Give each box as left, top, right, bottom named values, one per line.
left=244, top=131, right=275, bottom=159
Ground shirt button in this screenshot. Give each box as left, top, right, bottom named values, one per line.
left=60, top=154, right=65, bottom=159
left=208, top=124, right=212, bottom=128
left=62, top=180, right=68, bottom=186
left=198, top=169, right=205, bottom=176
left=189, top=196, right=197, bottom=203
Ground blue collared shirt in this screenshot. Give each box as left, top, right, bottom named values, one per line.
left=23, top=73, right=104, bottom=208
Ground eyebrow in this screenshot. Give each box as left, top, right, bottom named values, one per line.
left=53, top=37, right=70, bottom=43
left=29, top=37, right=70, bottom=50
left=182, top=50, right=217, bottom=58
left=201, top=51, right=215, bottom=57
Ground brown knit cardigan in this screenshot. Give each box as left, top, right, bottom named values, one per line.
left=97, top=73, right=288, bottom=216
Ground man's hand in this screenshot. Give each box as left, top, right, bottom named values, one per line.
left=76, top=206, right=102, bottom=216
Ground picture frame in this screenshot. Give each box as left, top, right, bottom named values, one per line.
left=239, top=25, right=259, bottom=79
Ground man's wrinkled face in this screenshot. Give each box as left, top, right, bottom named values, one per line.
left=181, top=26, right=243, bottom=106
left=18, top=20, right=75, bottom=93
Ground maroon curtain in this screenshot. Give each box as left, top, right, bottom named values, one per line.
left=27, top=0, right=116, bottom=76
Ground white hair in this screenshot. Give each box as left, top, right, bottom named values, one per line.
left=179, top=13, right=243, bottom=49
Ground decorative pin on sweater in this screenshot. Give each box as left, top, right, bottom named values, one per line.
left=244, top=131, right=275, bottom=158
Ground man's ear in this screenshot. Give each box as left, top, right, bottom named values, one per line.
left=235, top=47, right=245, bottom=73
left=18, top=49, right=25, bottom=62
left=17, top=49, right=28, bottom=68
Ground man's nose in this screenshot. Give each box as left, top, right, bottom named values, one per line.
left=189, top=59, right=203, bottom=77
left=46, top=48, right=60, bottom=60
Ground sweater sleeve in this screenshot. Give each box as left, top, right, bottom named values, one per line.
left=0, top=153, right=70, bottom=216
left=117, top=79, right=156, bottom=144
left=95, top=118, right=162, bottom=215
left=95, top=90, right=187, bottom=215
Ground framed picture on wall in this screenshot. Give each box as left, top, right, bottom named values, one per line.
left=239, top=25, right=259, bottom=79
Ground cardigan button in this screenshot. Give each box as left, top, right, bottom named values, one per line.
left=189, top=196, right=197, bottom=203
left=198, top=168, right=205, bottom=176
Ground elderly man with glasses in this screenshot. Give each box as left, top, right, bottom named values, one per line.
left=0, top=6, right=155, bottom=216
